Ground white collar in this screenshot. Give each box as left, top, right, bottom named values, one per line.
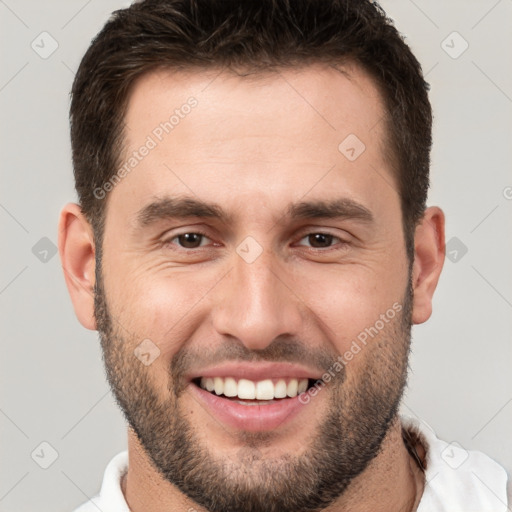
left=402, top=415, right=508, bottom=512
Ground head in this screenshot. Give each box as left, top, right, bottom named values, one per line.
left=59, top=1, right=444, bottom=511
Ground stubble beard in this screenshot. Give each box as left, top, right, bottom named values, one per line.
left=95, top=266, right=413, bottom=512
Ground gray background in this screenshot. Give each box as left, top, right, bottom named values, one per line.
left=1, top=1, right=511, bottom=510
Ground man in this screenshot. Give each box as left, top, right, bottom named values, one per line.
left=58, top=0, right=509, bottom=511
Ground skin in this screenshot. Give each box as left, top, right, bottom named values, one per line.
left=59, top=63, right=445, bottom=511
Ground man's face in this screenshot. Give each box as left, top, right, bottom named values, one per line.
left=96, top=64, right=413, bottom=512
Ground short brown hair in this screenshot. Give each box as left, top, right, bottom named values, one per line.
left=70, top=0, right=432, bottom=258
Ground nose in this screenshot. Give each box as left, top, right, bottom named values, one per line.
left=211, top=248, right=303, bottom=351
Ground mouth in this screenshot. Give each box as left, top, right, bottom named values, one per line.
left=192, top=376, right=319, bottom=404
left=188, top=372, right=323, bottom=432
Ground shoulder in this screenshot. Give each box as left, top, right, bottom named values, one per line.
left=73, top=500, right=102, bottom=512
left=71, top=451, right=129, bottom=512
left=401, top=416, right=509, bottom=512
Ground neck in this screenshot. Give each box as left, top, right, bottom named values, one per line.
left=123, top=416, right=424, bottom=512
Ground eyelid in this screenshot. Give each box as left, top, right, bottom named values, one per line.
left=294, top=224, right=350, bottom=239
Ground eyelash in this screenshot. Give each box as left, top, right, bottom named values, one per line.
left=162, top=231, right=347, bottom=251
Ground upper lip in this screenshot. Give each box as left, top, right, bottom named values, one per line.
left=187, top=362, right=324, bottom=382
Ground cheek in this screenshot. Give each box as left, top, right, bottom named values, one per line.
left=289, top=261, right=407, bottom=354
left=109, top=266, right=219, bottom=358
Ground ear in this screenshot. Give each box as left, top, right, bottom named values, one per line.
left=58, top=203, right=97, bottom=330
left=411, top=206, right=445, bottom=325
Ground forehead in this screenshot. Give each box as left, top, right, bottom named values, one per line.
left=109, top=63, right=396, bottom=223
left=125, top=62, right=386, bottom=143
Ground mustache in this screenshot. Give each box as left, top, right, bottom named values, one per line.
left=169, top=336, right=340, bottom=395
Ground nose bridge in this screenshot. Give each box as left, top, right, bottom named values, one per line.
left=212, top=247, right=301, bottom=350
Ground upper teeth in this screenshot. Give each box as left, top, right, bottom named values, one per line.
left=199, top=377, right=309, bottom=400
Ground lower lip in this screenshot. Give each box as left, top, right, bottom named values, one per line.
left=188, top=383, right=311, bottom=432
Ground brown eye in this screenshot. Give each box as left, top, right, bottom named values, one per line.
left=307, top=233, right=334, bottom=248
left=295, top=233, right=341, bottom=249
left=174, top=233, right=207, bottom=248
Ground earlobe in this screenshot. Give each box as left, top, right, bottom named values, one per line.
left=411, top=207, right=445, bottom=325
left=58, top=203, right=97, bottom=330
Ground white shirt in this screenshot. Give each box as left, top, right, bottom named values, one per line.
left=74, top=416, right=509, bottom=512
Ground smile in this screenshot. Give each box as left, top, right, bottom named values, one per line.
left=187, top=364, right=324, bottom=432
left=196, top=376, right=313, bottom=402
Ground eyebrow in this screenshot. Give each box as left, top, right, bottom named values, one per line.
left=134, top=196, right=373, bottom=229
left=136, top=196, right=232, bottom=227
left=286, top=198, right=374, bottom=223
